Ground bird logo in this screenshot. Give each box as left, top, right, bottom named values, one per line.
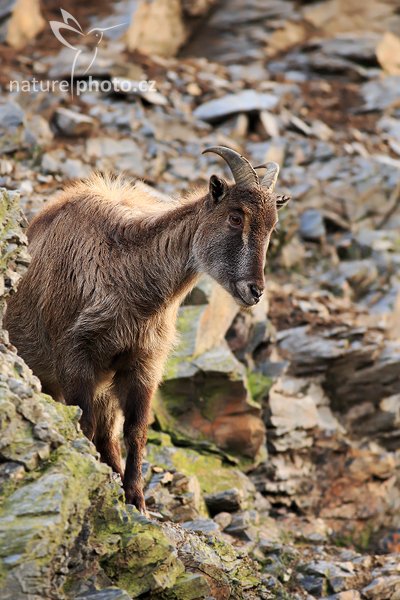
left=50, top=9, right=125, bottom=94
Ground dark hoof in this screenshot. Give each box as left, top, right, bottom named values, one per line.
left=124, top=487, right=146, bottom=514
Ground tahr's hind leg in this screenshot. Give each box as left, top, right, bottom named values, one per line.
left=93, top=389, right=124, bottom=480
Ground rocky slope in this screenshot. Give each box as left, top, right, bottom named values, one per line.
left=0, top=188, right=269, bottom=600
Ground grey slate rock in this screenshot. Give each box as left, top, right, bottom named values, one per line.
left=204, top=488, right=244, bottom=515
left=193, top=89, right=279, bottom=123
left=53, top=108, right=95, bottom=137
left=299, top=209, right=326, bottom=240
left=0, top=102, right=26, bottom=153
left=75, top=589, right=132, bottom=600
left=182, top=518, right=220, bottom=534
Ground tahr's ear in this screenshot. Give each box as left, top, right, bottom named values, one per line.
left=209, top=174, right=228, bottom=203
left=276, top=194, right=290, bottom=211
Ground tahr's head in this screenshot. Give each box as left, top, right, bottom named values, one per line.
left=194, top=146, right=290, bottom=308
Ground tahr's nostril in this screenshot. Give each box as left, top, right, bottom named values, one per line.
left=249, top=284, right=263, bottom=300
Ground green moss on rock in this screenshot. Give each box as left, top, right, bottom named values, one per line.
left=92, top=489, right=185, bottom=597
left=247, top=372, right=273, bottom=404
left=156, top=338, right=266, bottom=464
left=147, top=433, right=256, bottom=502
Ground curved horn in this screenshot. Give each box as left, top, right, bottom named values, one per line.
left=203, top=146, right=259, bottom=187
left=255, top=162, right=280, bottom=192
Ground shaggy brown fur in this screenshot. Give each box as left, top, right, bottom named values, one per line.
left=5, top=170, right=288, bottom=511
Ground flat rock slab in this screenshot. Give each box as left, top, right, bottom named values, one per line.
left=193, top=89, right=279, bottom=123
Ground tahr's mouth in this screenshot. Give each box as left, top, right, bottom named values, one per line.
left=230, top=282, right=259, bottom=307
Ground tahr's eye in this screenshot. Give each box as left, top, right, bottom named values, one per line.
left=228, top=213, right=243, bottom=228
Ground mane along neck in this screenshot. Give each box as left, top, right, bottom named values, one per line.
left=123, top=193, right=206, bottom=311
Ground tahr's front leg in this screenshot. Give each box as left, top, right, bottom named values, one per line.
left=94, top=390, right=124, bottom=480
left=114, top=367, right=155, bottom=513
left=56, top=343, right=99, bottom=442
